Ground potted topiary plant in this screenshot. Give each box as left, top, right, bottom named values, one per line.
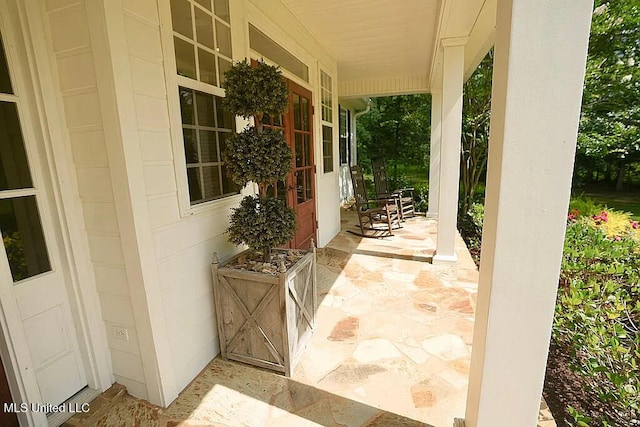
left=211, top=60, right=316, bottom=377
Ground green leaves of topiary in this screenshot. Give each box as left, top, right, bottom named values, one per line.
left=222, top=61, right=289, bottom=119
left=228, top=196, right=296, bottom=255
left=222, top=59, right=296, bottom=261
left=223, top=127, right=292, bottom=187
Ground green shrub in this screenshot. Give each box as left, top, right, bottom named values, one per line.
left=569, top=196, right=605, bottom=217
left=554, top=221, right=640, bottom=425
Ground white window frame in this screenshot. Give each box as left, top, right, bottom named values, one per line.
left=319, top=68, right=336, bottom=174
left=159, top=0, right=243, bottom=216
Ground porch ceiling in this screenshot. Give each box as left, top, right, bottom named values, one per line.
left=282, top=0, right=496, bottom=99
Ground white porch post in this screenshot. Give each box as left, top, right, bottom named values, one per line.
left=427, top=89, right=442, bottom=218
left=465, top=1, right=593, bottom=426
left=433, top=38, right=466, bottom=264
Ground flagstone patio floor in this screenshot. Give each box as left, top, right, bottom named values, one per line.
left=65, top=210, right=555, bottom=427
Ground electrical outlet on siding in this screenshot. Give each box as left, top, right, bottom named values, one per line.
left=112, top=326, right=129, bottom=341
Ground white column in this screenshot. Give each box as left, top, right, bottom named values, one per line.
left=433, top=38, right=466, bottom=264
left=427, top=90, right=442, bottom=218
left=465, top=1, right=593, bottom=426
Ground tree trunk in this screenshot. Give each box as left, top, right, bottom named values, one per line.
left=616, top=162, right=626, bottom=192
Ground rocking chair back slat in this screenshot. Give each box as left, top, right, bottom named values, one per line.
left=371, top=160, right=416, bottom=220
left=371, top=161, right=390, bottom=196
left=349, top=165, right=400, bottom=237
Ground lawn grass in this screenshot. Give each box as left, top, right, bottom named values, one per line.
left=576, top=187, right=640, bottom=220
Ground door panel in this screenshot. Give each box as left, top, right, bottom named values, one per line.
left=0, top=29, right=87, bottom=408
left=263, top=79, right=317, bottom=250
left=287, top=80, right=316, bottom=250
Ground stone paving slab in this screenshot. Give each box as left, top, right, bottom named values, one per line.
left=66, top=210, right=555, bottom=427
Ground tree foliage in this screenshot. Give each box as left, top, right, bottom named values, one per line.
left=356, top=95, right=431, bottom=170
left=460, top=51, right=493, bottom=214
left=577, top=0, right=640, bottom=189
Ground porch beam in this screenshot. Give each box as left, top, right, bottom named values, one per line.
left=433, top=37, right=467, bottom=264
left=427, top=89, right=441, bottom=218
left=465, top=1, right=593, bottom=426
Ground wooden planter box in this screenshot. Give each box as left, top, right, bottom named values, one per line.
left=211, top=248, right=316, bottom=376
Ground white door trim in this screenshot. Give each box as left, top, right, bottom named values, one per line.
left=0, top=0, right=113, bottom=422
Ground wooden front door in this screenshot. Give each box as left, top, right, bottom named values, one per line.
left=264, top=79, right=316, bottom=249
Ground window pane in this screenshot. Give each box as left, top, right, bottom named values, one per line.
left=0, top=35, right=13, bottom=94
left=323, top=125, right=333, bottom=173
left=218, top=131, right=231, bottom=155
left=183, top=128, right=198, bottom=163
left=187, top=167, right=202, bottom=203
left=0, top=102, right=33, bottom=190
left=218, top=57, right=232, bottom=88
left=195, top=8, right=214, bottom=50
left=202, top=166, right=222, bottom=199
left=221, top=168, right=239, bottom=195
left=199, top=130, right=218, bottom=162
left=174, top=37, right=196, bottom=79
left=215, top=21, right=232, bottom=57
left=179, top=87, right=194, bottom=124
left=196, top=91, right=215, bottom=127
left=216, top=97, right=234, bottom=129
left=198, top=48, right=217, bottom=86
left=170, top=0, right=193, bottom=39
left=194, top=0, right=211, bottom=11
left=0, top=196, right=51, bottom=282
left=214, top=0, right=230, bottom=23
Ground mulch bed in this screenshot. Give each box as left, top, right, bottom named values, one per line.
left=543, top=342, right=611, bottom=426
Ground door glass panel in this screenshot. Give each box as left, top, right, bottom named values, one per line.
left=0, top=102, right=33, bottom=190
left=301, top=97, right=309, bottom=131
left=296, top=170, right=304, bottom=204
left=0, top=196, right=51, bottom=282
left=196, top=92, right=215, bottom=127
left=0, top=35, right=12, bottom=94
left=295, top=133, right=303, bottom=167
left=293, top=94, right=301, bottom=130
left=304, top=134, right=311, bottom=167
left=305, top=169, right=312, bottom=200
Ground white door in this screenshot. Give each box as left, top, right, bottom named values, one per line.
left=0, top=27, right=87, bottom=407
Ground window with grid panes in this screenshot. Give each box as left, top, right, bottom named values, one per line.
left=170, top=0, right=239, bottom=204
left=320, top=70, right=334, bottom=173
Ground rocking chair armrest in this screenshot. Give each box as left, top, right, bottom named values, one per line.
left=372, top=197, right=398, bottom=205
left=394, top=187, right=414, bottom=193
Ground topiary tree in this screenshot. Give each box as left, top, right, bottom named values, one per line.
left=222, top=60, right=296, bottom=262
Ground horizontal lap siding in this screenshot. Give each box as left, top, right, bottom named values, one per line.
left=45, top=0, right=147, bottom=399
left=124, top=0, right=235, bottom=395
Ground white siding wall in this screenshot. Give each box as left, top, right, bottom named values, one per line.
left=124, top=0, right=241, bottom=393
left=45, top=0, right=342, bottom=403
left=43, top=0, right=148, bottom=399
